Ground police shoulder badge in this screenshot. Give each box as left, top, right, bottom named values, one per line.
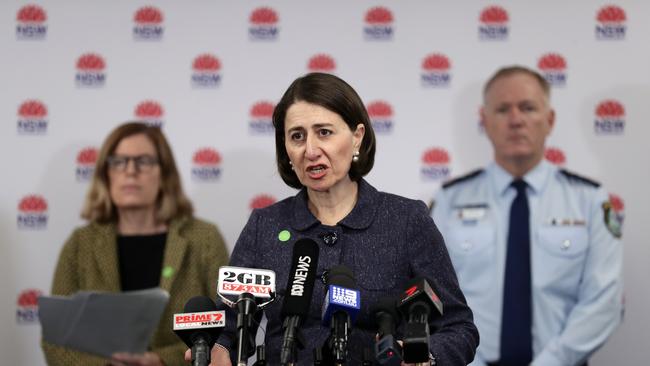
left=602, top=201, right=622, bottom=238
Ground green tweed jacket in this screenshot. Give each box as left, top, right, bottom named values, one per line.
left=41, top=216, right=229, bottom=366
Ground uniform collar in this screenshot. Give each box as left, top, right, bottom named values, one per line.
left=489, top=159, right=553, bottom=196
left=290, top=178, right=378, bottom=231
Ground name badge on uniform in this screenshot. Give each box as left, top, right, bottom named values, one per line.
left=454, top=203, right=488, bottom=224
left=545, top=218, right=586, bottom=227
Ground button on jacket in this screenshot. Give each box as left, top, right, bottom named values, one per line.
left=218, top=179, right=479, bottom=365
left=432, top=161, right=623, bottom=366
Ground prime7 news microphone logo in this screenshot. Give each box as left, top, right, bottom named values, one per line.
left=173, top=310, right=226, bottom=329
left=217, top=266, right=276, bottom=299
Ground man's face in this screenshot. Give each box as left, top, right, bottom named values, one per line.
left=481, top=73, right=555, bottom=168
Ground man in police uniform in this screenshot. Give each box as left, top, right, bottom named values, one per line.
left=432, top=66, right=623, bottom=366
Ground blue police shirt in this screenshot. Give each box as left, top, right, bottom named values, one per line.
left=432, top=160, right=623, bottom=366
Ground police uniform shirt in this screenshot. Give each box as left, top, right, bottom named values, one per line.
left=432, top=160, right=623, bottom=366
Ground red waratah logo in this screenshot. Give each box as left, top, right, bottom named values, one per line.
left=17, top=100, right=48, bottom=134
left=16, top=288, right=42, bottom=323
left=250, top=7, right=278, bottom=25
left=77, top=147, right=98, bottom=165
left=192, top=148, right=222, bottom=181
left=17, top=5, right=46, bottom=23
left=422, top=148, right=450, bottom=165
left=16, top=5, right=47, bottom=39
left=544, top=147, right=566, bottom=165
left=18, top=289, right=42, bottom=307
left=251, top=101, right=275, bottom=118
left=250, top=194, right=277, bottom=210
left=597, top=5, right=626, bottom=23
left=134, top=6, right=163, bottom=24
left=367, top=101, right=394, bottom=133
left=595, top=99, right=625, bottom=134
left=249, top=101, right=275, bottom=134
left=18, top=100, right=47, bottom=118
left=19, top=195, right=48, bottom=213
left=193, top=54, right=221, bottom=72
left=596, top=100, right=625, bottom=118
left=135, top=100, right=163, bottom=118
left=366, top=7, right=393, bottom=24
left=367, top=101, right=393, bottom=118
left=308, top=54, right=336, bottom=73
left=193, top=148, right=222, bottom=165
left=192, top=54, right=221, bottom=87
left=480, top=6, right=508, bottom=24
left=422, top=54, right=451, bottom=71
left=596, top=5, right=626, bottom=40
left=538, top=53, right=567, bottom=86
left=421, top=54, right=452, bottom=87
left=421, top=148, right=451, bottom=180
left=77, top=53, right=106, bottom=71
left=609, top=193, right=624, bottom=213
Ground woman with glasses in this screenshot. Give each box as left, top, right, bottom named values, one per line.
left=42, top=122, right=229, bottom=366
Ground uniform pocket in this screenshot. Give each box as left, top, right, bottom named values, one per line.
left=446, top=223, right=495, bottom=257
left=537, top=226, right=588, bottom=258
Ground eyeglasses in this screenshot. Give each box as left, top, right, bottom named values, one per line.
left=106, top=155, right=159, bottom=172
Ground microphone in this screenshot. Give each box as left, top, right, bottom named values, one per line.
left=396, top=277, right=443, bottom=363
left=321, top=265, right=361, bottom=364
left=173, top=296, right=226, bottom=366
left=217, top=266, right=277, bottom=366
left=280, top=238, right=320, bottom=365
left=370, top=297, right=402, bottom=365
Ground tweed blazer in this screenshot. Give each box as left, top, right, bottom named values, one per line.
left=41, top=216, right=229, bottom=366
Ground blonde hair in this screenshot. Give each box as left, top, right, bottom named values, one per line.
left=81, top=122, right=193, bottom=223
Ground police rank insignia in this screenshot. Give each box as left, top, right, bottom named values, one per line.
left=602, top=201, right=622, bottom=238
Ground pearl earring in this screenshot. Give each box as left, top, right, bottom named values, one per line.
left=352, top=151, right=360, bottom=163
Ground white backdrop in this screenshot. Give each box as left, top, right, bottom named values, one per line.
left=1, top=1, right=649, bottom=364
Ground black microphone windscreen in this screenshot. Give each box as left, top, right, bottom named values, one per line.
left=370, top=297, right=400, bottom=323
left=326, top=264, right=357, bottom=289
left=184, top=295, right=218, bottom=313
left=281, top=238, right=320, bottom=318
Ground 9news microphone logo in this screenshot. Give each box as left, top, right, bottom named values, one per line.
left=218, top=266, right=276, bottom=298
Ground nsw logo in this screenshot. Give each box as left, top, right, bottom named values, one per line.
left=16, top=4, right=47, bottom=40
left=17, top=195, right=48, bottom=230
left=76, top=147, right=98, bottom=182
left=249, top=101, right=275, bottom=134
left=479, top=6, right=508, bottom=40
left=596, top=5, right=626, bottom=40
left=421, top=53, right=452, bottom=88
left=364, top=6, right=394, bottom=41
left=17, top=100, right=48, bottom=135
left=308, top=54, right=336, bottom=73
left=16, top=289, right=42, bottom=324
left=366, top=101, right=394, bottom=134
left=192, top=54, right=222, bottom=88
left=250, top=194, right=277, bottom=210
left=249, top=7, right=279, bottom=41
left=595, top=100, right=625, bottom=135
left=76, top=53, right=106, bottom=88
left=421, top=148, right=451, bottom=180
left=609, top=193, right=625, bottom=226
left=538, top=53, right=567, bottom=87
left=544, top=147, right=566, bottom=166
left=192, top=148, right=222, bottom=181
left=134, top=100, right=164, bottom=127
left=133, top=6, right=164, bottom=41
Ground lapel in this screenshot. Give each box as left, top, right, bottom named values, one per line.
left=158, top=217, right=189, bottom=292
left=92, top=222, right=121, bottom=292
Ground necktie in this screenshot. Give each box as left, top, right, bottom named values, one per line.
left=500, top=179, right=533, bottom=365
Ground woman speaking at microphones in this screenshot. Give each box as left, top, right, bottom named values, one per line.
left=195, top=73, right=478, bottom=365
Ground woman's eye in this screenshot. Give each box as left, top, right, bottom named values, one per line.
left=290, top=132, right=304, bottom=141
left=319, top=129, right=332, bottom=136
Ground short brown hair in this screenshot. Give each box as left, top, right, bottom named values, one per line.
left=483, top=65, right=550, bottom=101
left=81, top=122, right=193, bottom=223
left=272, top=73, right=376, bottom=189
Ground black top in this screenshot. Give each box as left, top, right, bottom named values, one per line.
left=117, top=232, right=167, bottom=291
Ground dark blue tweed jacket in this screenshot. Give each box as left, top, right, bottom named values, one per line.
left=219, top=179, right=478, bottom=365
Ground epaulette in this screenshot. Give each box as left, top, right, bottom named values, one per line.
left=559, top=169, right=601, bottom=188
left=442, top=169, right=484, bottom=189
